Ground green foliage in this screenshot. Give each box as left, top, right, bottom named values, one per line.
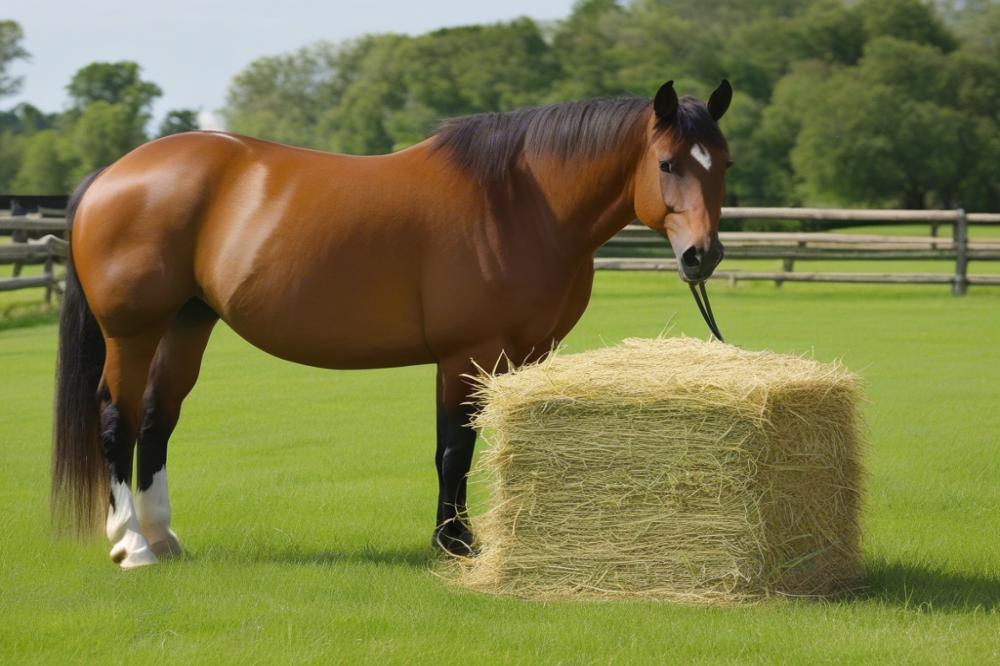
left=0, top=129, right=24, bottom=190
left=0, top=55, right=163, bottom=193
left=0, top=20, right=29, bottom=98
left=66, top=101, right=147, bottom=178
left=0, top=102, right=58, bottom=134
left=11, top=130, right=71, bottom=194
left=66, top=61, right=162, bottom=115
left=224, top=40, right=368, bottom=148
left=855, top=0, right=957, bottom=51
left=403, top=19, right=558, bottom=114
left=158, top=109, right=200, bottom=137
left=951, top=0, right=1000, bottom=59
left=790, top=35, right=998, bottom=209
left=549, top=0, right=628, bottom=98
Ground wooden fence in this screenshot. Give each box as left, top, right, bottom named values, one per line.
left=598, top=207, right=1000, bottom=296
left=0, top=209, right=68, bottom=303
left=3, top=206, right=1000, bottom=301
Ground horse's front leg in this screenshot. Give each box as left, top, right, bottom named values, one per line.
left=433, top=367, right=477, bottom=556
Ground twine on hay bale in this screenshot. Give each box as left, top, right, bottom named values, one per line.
left=455, top=336, right=866, bottom=603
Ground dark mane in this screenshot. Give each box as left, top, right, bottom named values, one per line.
left=432, top=95, right=727, bottom=182
left=668, top=95, right=729, bottom=152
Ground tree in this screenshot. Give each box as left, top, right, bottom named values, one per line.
left=401, top=19, right=557, bottom=114
left=611, top=2, right=722, bottom=97
left=0, top=20, right=29, bottom=98
left=790, top=39, right=966, bottom=208
left=950, top=0, right=1000, bottom=59
left=158, top=109, right=200, bottom=137
left=0, top=130, right=24, bottom=190
left=854, top=0, right=957, bottom=51
left=224, top=39, right=382, bottom=147
left=0, top=102, right=58, bottom=134
left=549, top=0, right=627, bottom=99
left=66, top=101, right=146, bottom=178
left=726, top=60, right=831, bottom=208
left=66, top=61, right=162, bottom=115
left=59, top=62, right=160, bottom=179
left=11, top=130, right=70, bottom=194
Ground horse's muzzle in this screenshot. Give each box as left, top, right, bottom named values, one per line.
left=678, top=238, right=724, bottom=283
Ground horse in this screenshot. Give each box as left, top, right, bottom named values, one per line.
left=51, top=79, right=733, bottom=567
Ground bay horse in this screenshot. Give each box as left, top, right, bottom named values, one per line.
left=52, top=79, right=733, bottom=567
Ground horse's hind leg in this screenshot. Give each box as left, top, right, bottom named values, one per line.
left=136, top=299, right=218, bottom=557
left=101, top=329, right=167, bottom=568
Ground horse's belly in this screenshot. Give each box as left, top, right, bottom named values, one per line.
left=202, top=249, right=432, bottom=370
left=221, top=294, right=432, bottom=370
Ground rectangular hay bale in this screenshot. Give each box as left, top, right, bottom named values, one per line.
left=459, top=337, right=865, bottom=603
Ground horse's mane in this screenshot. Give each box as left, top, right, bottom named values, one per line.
left=431, top=95, right=726, bottom=183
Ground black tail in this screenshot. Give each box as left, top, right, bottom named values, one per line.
left=52, top=168, right=107, bottom=536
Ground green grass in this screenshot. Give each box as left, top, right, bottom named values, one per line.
left=2, top=273, right=999, bottom=664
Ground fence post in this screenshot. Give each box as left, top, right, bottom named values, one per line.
left=43, top=248, right=54, bottom=305
left=10, top=203, right=26, bottom=277
left=952, top=208, right=968, bottom=296
left=774, top=240, right=803, bottom=287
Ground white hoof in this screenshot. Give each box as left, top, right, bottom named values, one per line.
left=110, top=531, right=160, bottom=569
left=148, top=530, right=183, bottom=558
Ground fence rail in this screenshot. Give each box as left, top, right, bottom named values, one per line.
left=2, top=206, right=999, bottom=301
left=600, top=207, right=999, bottom=295
left=0, top=204, right=69, bottom=303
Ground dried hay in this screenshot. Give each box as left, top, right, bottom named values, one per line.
left=455, top=336, right=865, bottom=603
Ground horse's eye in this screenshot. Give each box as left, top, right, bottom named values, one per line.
left=659, top=160, right=673, bottom=174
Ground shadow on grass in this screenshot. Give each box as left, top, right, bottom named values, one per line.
left=860, top=558, right=1000, bottom=612
left=273, top=545, right=436, bottom=569
left=189, top=542, right=437, bottom=569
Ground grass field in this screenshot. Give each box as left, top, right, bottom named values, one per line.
left=2, top=271, right=999, bottom=663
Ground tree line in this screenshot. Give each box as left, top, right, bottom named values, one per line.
left=1, top=1, right=998, bottom=211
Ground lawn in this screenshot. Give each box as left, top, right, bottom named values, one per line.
left=1, top=272, right=999, bottom=664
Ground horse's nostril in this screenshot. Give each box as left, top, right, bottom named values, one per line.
left=681, top=246, right=701, bottom=268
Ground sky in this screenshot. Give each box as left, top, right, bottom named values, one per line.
left=5, top=0, right=577, bottom=129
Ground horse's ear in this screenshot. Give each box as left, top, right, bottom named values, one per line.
left=653, top=80, right=678, bottom=127
left=708, top=79, right=732, bottom=122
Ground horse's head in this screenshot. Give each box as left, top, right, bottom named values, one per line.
left=634, top=80, right=732, bottom=283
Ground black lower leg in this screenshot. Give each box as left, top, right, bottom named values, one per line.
left=433, top=402, right=477, bottom=556
left=99, top=395, right=133, bottom=504
left=136, top=392, right=178, bottom=493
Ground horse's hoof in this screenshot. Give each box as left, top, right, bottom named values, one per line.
left=149, top=531, right=183, bottom=559
left=433, top=525, right=478, bottom=558
left=109, top=531, right=160, bottom=569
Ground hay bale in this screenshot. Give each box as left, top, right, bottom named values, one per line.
left=459, top=337, right=865, bottom=603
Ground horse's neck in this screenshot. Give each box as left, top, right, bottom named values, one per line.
left=527, top=150, right=639, bottom=256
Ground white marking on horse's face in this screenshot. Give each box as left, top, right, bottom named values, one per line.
left=691, top=143, right=713, bottom=171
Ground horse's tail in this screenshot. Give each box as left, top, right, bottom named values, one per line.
left=52, top=168, right=108, bottom=536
